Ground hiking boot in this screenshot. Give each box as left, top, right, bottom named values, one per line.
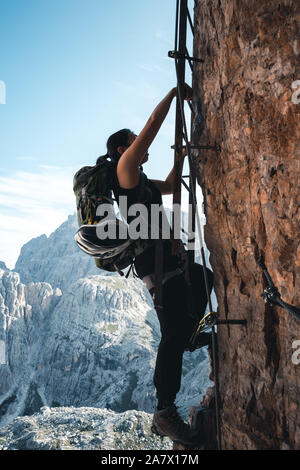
left=185, top=331, right=212, bottom=352
left=151, top=404, right=203, bottom=446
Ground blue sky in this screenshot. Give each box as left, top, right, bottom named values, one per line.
left=0, top=0, right=199, bottom=268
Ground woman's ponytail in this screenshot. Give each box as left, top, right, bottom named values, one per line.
left=96, top=129, right=133, bottom=165
left=96, top=153, right=110, bottom=165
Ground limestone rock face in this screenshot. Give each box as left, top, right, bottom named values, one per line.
left=0, top=215, right=212, bottom=437
left=0, top=269, right=161, bottom=426
left=14, top=214, right=102, bottom=290
left=193, top=0, right=300, bottom=449
left=0, top=406, right=173, bottom=450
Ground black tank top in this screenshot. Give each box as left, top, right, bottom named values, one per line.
left=115, top=171, right=181, bottom=278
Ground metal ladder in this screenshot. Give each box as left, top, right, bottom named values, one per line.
left=168, top=0, right=247, bottom=450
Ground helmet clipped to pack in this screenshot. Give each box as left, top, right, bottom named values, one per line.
left=74, top=218, right=152, bottom=276
left=75, top=218, right=130, bottom=263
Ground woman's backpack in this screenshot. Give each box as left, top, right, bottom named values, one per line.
left=73, top=155, right=117, bottom=226
left=73, top=156, right=153, bottom=275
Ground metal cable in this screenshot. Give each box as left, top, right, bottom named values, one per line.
left=174, top=57, right=213, bottom=313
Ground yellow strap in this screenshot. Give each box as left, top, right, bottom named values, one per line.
left=190, top=311, right=217, bottom=344
left=86, top=200, right=93, bottom=225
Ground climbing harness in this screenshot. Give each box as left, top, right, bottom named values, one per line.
left=259, top=256, right=300, bottom=322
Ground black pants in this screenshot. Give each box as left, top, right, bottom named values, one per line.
left=152, top=262, right=214, bottom=406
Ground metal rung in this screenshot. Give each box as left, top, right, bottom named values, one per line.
left=168, top=50, right=204, bottom=63
left=171, top=143, right=221, bottom=152
left=199, top=317, right=247, bottom=334
left=193, top=312, right=247, bottom=335
left=191, top=144, right=221, bottom=151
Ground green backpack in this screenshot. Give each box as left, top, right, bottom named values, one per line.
left=73, top=155, right=117, bottom=226
left=73, top=156, right=153, bottom=275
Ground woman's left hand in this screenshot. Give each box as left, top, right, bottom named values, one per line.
left=182, top=145, right=188, bottom=158
left=183, top=83, right=193, bottom=101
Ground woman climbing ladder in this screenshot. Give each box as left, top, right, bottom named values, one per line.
left=103, top=85, right=214, bottom=446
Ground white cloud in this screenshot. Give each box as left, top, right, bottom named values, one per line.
left=137, top=63, right=172, bottom=76
left=0, top=166, right=77, bottom=269
left=15, top=156, right=37, bottom=161
left=113, top=79, right=161, bottom=103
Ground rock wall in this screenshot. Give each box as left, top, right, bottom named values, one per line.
left=192, top=0, right=300, bottom=449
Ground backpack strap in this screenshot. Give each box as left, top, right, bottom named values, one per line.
left=137, top=170, right=152, bottom=204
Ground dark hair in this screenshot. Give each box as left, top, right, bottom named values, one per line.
left=97, top=128, right=133, bottom=165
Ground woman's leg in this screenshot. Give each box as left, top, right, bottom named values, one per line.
left=189, top=262, right=214, bottom=320
left=153, top=263, right=214, bottom=408
left=153, top=272, right=195, bottom=408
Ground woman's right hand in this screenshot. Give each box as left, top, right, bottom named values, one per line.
left=173, top=83, right=193, bottom=101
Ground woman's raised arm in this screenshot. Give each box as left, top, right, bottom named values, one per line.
left=116, top=87, right=177, bottom=189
